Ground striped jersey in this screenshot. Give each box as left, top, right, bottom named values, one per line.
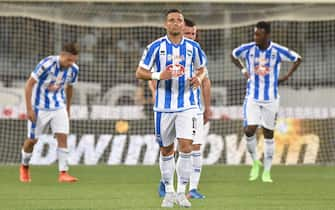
left=139, top=35, right=207, bottom=112
left=31, top=55, right=79, bottom=110
left=232, top=41, right=301, bottom=102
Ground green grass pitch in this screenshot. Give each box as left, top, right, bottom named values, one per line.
left=1, top=165, right=334, bottom=210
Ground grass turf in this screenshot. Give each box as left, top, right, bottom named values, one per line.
left=0, top=165, right=334, bottom=210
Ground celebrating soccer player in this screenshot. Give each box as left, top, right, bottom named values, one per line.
left=136, top=9, right=207, bottom=208
left=20, top=43, right=80, bottom=183
left=231, top=21, right=302, bottom=182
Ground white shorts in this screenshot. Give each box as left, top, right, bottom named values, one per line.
left=27, top=107, right=69, bottom=139
left=193, top=114, right=210, bottom=145
left=155, top=109, right=197, bottom=147
left=243, top=98, right=279, bottom=130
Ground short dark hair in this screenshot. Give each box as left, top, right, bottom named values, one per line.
left=256, top=21, right=271, bottom=34
left=62, top=43, right=80, bottom=55
left=184, top=18, right=195, bottom=27
left=165, top=9, right=182, bottom=18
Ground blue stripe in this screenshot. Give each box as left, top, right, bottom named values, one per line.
left=164, top=42, right=172, bottom=109
left=263, top=49, right=272, bottom=100
left=254, top=48, right=260, bottom=100
left=197, top=88, right=201, bottom=109
left=273, top=46, right=296, bottom=62
left=143, top=40, right=161, bottom=66
left=155, top=112, right=163, bottom=147
left=178, top=43, right=186, bottom=108
left=53, top=66, right=61, bottom=108
left=197, top=45, right=204, bottom=65
left=243, top=98, right=248, bottom=127
left=33, top=57, right=52, bottom=74
left=155, top=50, right=161, bottom=109
left=33, top=67, right=51, bottom=108
left=274, top=54, right=281, bottom=98
left=44, top=89, right=50, bottom=109
left=189, top=56, right=195, bottom=106
left=245, top=50, right=251, bottom=96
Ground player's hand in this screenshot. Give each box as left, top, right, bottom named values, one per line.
left=243, top=72, right=250, bottom=80
left=159, top=69, right=173, bottom=80
left=27, top=109, right=36, bottom=122
left=204, top=108, right=213, bottom=124
left=278, top=75, right=289, bottom=84
left=188, top=76, right=201, bottom=89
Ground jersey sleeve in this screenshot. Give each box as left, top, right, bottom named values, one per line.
left=139, top=41, right=160, bottom=71
left=278, top=47, right=301, bottom=62
left=232, top=43, right=253, bottom=60
left=68, top=66, right=79, bottom=85
left=193, top=44, right=207, bottom=70
left=30, top=58, right=53, bottom=81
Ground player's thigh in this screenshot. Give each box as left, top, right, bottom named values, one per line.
left=261, top=99, right=279, bottom=130
left=243, top=98, right=261, bottom=127
left=175, top=109, right=197, bottom=141
left=27, top=110, right=51, bottom=139
left=154, top=112, right=176, bottom=147
left=50, top=108, right=69, bottom=135
left=193, top=113, right=204, bottom=145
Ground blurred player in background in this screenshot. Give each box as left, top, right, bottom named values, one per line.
left=157, top=18, right=212, bottom=199
left=20, top=43, right=80, bottom=183
left=136, top=9, right=207, bottom=208
left=231, top=21, right=302, bottom=182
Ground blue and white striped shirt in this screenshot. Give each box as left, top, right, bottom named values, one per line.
left=31, top=55, right=79, bottom=110
left=232, top=41, right=301, bottom=102
left=139, top=36, right=207, bottom=112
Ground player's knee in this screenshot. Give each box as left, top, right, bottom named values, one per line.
left=192, top=144, right=201, bottom=151
left=178, top=142, right=192, bottom=153
left=161, top=144, right=175, bottom=156
left=244, top=127, right=256, bottom=137
left=263, top=127, right=274, bottom=138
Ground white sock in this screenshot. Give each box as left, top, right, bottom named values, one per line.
left=264, top=138, right=275, bottom=171
left=160, top=153, right=175, bottom=193
left=57, top=148, right=69, bottom=172
left=176, top=152, right=192, bottom=193
left=246, top=135, right=257, bottom=161
left=21, top=149, right=32, bottom=166
left=189, top=151, right=202, bottom=191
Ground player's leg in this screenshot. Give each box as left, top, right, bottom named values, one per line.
left=51, top=108, right=78, bottom=182
left=261, top=99, right=279, bottom=183
left=243, top=98, right=262, bottom=181
left=174, top=109, right=197, bottom=207
left=155, top=112, right=177, bottom=208
left=20, top=109, right=44, bottom=183
left=188, top=114, right=206, bottom=199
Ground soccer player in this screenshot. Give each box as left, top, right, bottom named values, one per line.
left=231, top=21, right=302, bottom=182
left=20, top=43, right=80, bottom=183
left=136, top=9, right=207, bottom=208
left=157, top=18, right=212, bottom=199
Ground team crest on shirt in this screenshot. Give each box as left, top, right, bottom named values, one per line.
left=166, top=55, right=185, bottom=77
left=254, top=58, right=271, bottom=76
left=47, top=75, right=63, bottom=92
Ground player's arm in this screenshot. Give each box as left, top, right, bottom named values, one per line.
left=136, top=66, right=172, bottom=81
left=148, top=80, right=156, bottom=104
left=25, top=77, right=37, bottom=122
left=189, top=67, right=206, bottom=88
left=65, top=85, right=73, bottom=118
left=278, top=57, right=302, bottom=84
left=231, top=54, right=249, bottom=79
left=202, top=75, right=212, bottom=124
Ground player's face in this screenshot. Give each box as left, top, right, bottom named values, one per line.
left=165, top=12, right=184, bottom=36
left=183, top=25, right=197, bottom=41
left=254, top=27, right=269, bottom=45
left=60, top=53, right=78, bottom=68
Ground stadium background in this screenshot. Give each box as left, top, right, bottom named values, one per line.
left=0, top=0, right=334, bottom=166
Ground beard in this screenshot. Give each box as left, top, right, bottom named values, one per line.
left=170, top=31, right=181, bottom=36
